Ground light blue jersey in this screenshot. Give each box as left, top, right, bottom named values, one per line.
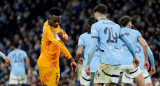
left=78, top=32, right=100, bottom=72
left=0, top=51, right=5, bottom=58
left=89, top=19, right=136, bottom=65
left=119, top=27, right=142, bottom=65
left=8, top=49, right=28, bottom=75
left=136, top=41, right=155, bottom=70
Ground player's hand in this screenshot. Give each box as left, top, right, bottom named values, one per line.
left=85, top=65, right=90, bottom=75
left=144, top=61, right=150, bottom=70
left=3, top=56, right=12, bottom=64
left=70, top=58, right=77, bottom=72
left=78, top=58, right=83, bottom=64
left=57, top=31, right=64, bottom=39
left=151, top=67, right=156, bottom=74
left=133, top=58, right=139, bottom=67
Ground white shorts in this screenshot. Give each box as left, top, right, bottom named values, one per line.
left=142, top=69, right=151, bottom=84
left=9, top=73, right=27, bottom=85
left=121, top=65, right=141, bottom=83
left=94, top=64, right=121, bottom=84
left=80, top=70, right=92, bottom=86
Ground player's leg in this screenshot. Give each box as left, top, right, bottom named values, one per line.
left=94, top=83, right=104, bottom=86
left=94, top=64, right=120, bottom=86
left=45, top=65, right=60, bottom=86
left=134, top=73, right=146, bottom=86
left=38, top=63, right=60, bottom=86
left=121, top=65, right=145, bottom=86
left=80, top=70, right=92, bottom=86
left=105, top=83, right=116, bottom=86
left=142, top=70, right=152, bottom=86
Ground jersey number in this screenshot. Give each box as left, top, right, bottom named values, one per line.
left=104, top=27, right=118, bottom=43
left=13, top=54, right=22, bottom=63
left=135, top=46, right=141, bottom=54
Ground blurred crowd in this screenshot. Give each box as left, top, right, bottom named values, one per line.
left=0, top=0, right=159, bottom=86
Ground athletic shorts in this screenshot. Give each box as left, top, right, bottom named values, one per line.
left=121, top=65, right=141, bottom=83
left=142, top=69, right=151, bottom=84
left=94, top=64, right=121, bottom=84
left=80, top=70, right=92, bottom=86
left=37, top=62, right=60, bottom=86
left=9, top=73, right=27, bottom=85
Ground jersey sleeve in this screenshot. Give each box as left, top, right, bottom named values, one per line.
left=78, top=35, right=85, bottom=47
left=119, top=27, right=125, bottom=37
left=0, top=51, right=5, bottom=58
left=23, top=51, right=28, bottom=58
left=136, top=30, right=142, bottom=39
left=47, top=28, right=72, bottom=59
left=60, top=27, right=68, bottom=41
left=91, top=24, right=99, bottom=38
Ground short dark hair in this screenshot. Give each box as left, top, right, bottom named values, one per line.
left=93, top=4, right=107, bottom=14
left=87, top=16, right=97, bottom=33
left=131, top=25, right=137, bottom=30
left=13, top=42, right=19, bottom=48
left=88, top=16, right=97, bottom=27
left=49, top=7, right=62, bottom=16
left=120, top=16, right=132, bottom=27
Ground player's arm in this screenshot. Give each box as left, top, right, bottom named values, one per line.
left=136, top=30, right=149, bottom=69
left=76, top=46, right=84, bottom=60
left=138, top=37, right=148, bottom=61
left=58, top=28, right=68, bottom=41
left=76, top=35, right=85, bottom=60
left=148, top=46, right=155, bottom=67
left=0, top=51, right=12, bottom=64
left=120, top=33, right=136, bottom=59
left=148, top=46, right=156, bottom=74
left=0, top=51, right=5, bottom=58
left=25, top=57, right=30, bottom=69
left=87, top=38, right=98, bottom=65
left=47, top=28, right=77, bottom=71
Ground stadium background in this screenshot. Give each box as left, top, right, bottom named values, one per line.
left=0, top=0, right=160, bottom=86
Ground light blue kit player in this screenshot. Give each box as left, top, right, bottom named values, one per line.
left=136, top=41, right=156, bottom=86
left=76, top=16, right=100, bottom=86
left=85, top=4, right=139, bottom=86
left=119, top=16, right=149, bottom=86
left=8, top=43, right=30, bottom=85
left=0, top=51, right=11, bottom=64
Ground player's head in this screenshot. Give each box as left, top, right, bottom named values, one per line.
left=93, top=4, right=107, bottom=20
left=131, top=24, right=137, bottom=30
left=87, top=16, right=97, bottom=33
left=120, top=16, right=132, bottom=28
left=48, top=7, right=62, bottom=28
left=13, top=42, right=20, bottom=49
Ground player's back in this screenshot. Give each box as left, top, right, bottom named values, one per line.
left=91, top=19, right=122, bottom=65
left=79, top=32, right=100, bottom=72
left=119, top=28, right=141, bottom=65
left=8, top=49, right=27, bottom=75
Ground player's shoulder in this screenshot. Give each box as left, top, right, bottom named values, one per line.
left=80, top=32, right=89, bottom=38
left=131, top=29, right=140, bottom=34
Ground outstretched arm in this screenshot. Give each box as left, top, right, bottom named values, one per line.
left=0, top=51, right=5, bottom=58
left=1, top=51, right=12, bottom=64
